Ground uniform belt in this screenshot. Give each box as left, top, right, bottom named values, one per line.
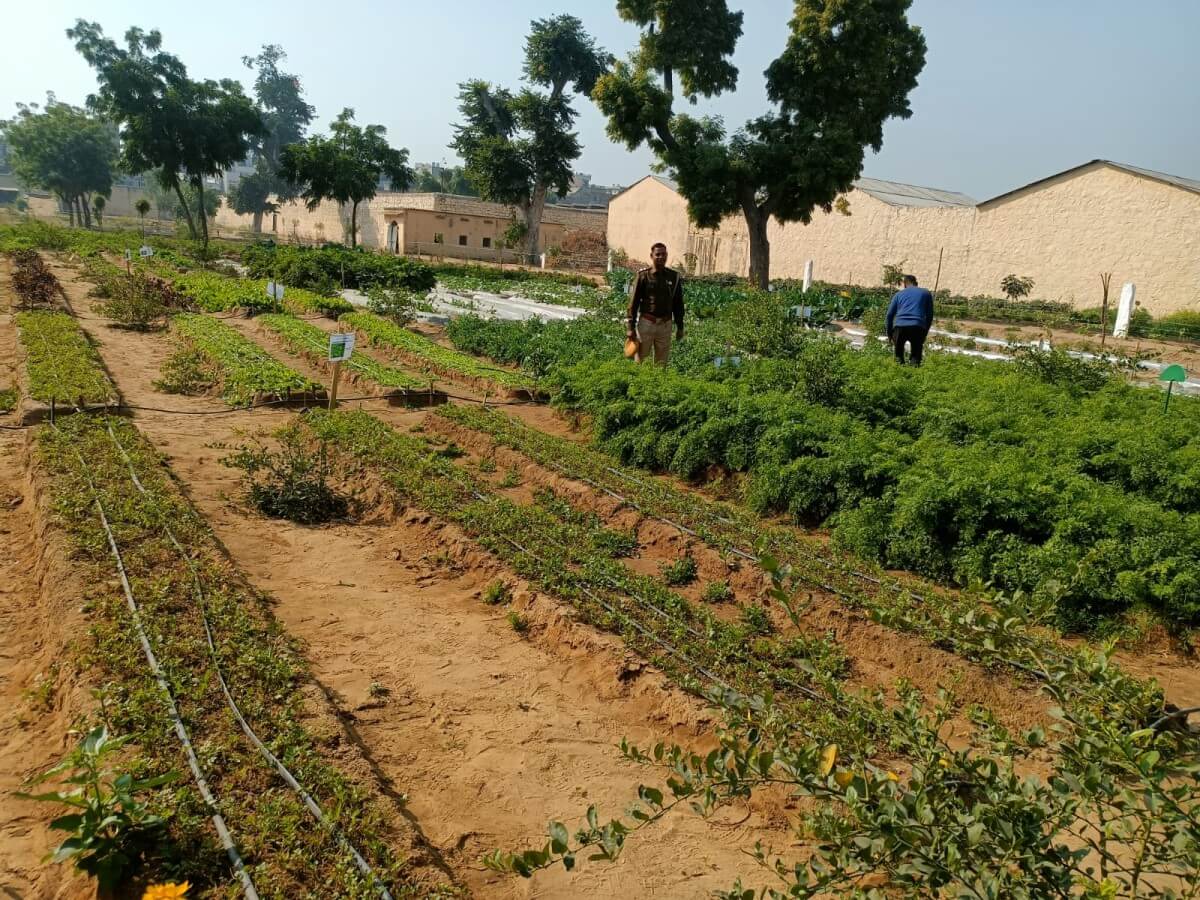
left=640, top=312, right=666, bottom=323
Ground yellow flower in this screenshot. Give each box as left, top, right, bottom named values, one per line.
left=886, top=771, right=900, bottom=782
left=834, top=770, right=855, bottom=788
left=839, top=291, right=851, bottom=298
left=817, top=743, right=838, bottom=777
left=938, top=757, right=951, bottom=768
left=143, top=884, right=190, bottom=900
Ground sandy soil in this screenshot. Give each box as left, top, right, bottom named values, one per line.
left=43, top=257, right=810, bottom=897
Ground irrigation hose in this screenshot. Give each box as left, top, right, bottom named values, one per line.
left=103, top=420, right=395, bottom=900
left=54, top=420, right=259, bottom=900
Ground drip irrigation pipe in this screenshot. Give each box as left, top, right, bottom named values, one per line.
left=103, top=420, right=395, bottom=900
left=53, top=419, right=259, bottom=899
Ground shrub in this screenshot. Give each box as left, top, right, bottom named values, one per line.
left=482, top=579, right=511, bottom=605
left=701, top=580, right=733, bottom=603
left=366, top=287, right=419, bottom=324
left=1000, top=274, right=1035, bottom=302
left=222, top=424, right=352, bottom=524
left=241, top=242, right=435, bottom=294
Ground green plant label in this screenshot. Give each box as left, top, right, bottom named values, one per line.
left=1160, top=363, right=1187, bottom=383
left=328, top=332, right=355, bottom=362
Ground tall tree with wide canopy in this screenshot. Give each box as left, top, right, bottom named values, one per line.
left=452, top=15, right=609, bottom=261
left=233, top=44, right=316, bottom=232
left=68, top=20, right=265, bottom=249
left=594, top=0, right=926, bottom=288
left=279, top=108, right=412, bottom=248
left=2, top=95, right=118, bottom=227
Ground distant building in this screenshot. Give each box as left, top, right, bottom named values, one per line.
left=608, top=161, right=1200, bottom=316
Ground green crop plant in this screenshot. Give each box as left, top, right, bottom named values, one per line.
left=222, top=423, right=353, bottom=524
left=257, top=313, right=424, bottom=391
left=35, top=414, right=441, bottom=895
left=0, top=388, right=16, bottom=413
left=482, top=579, right=512, bottom=605
left=169, top=314, right=319, bottom=406
left=340, top=311, right=534, bottom=391
left=17, top=726, right=174, bottom=889
left=702, top=580, right=733, bottom=603
left=16, top=311, right=117, bottom=405
left=506, top=610, right=530, bottom=633
left=660, top=555, right=698, bottom=587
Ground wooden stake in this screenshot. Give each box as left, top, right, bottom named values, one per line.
left=328, top=361, right=342, bottom=411
left=933, top=247, right=944, bottom=292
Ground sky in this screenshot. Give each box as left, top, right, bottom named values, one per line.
left=3, top=0, right=1198, bottom=202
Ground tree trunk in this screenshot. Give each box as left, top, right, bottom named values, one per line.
left=742, top=202, right=770, bottom=290
left=349, top=201, right=359, bottom=248
left=196, top=181, right=210, bottom=251
left=525, top=187, right=546, bottom=265
left=171, top=180, right=198, bottom=240
left=251, top=210, right=264, bottom=234
left=62, top=194, right=74, bottom=227
left=80, top=197, right=92, bottom=229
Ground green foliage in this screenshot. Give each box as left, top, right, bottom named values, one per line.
left=154, top=345, right=217, bottom=396
left=1011, top=345, right=1115, bottom=395
left=595, top=0, right=925, bottom=286
left=549, top=345, right=1200, bottom=629
left=170, top=313, right=319, bottom=405
left=96, top=272, right=188, bottom=329
left=482, top=579, right=512, bottom=605
left=257, top=313, right=423, bottom=390
left=701, top=580, right=733, bottom=603
left=1, top=95, right=118, bottom=223
left=279, top=108, right=411, bottom=247
left=366, top=286, right=418, bottom=324
left=660, top=555, right=697, bottom=586
left=881, top=261, right=907, bottom=289
left=16, top=726, right=173, bottom=890
left=342, top=311, right=534, bottom=391
left=1001, top=273, right=1035, bottom=302
left=170, top=269, right=280, bottom=313
left=240, top=242, right=435, bottom=294
left=16, top=311, right=117, bottom=405
left=412, top=164, right=478, bottom=196
left=223, top=423, right=350, bottom=523
left=68, top=20, right=266, bottom=248
left=452, top=16, right=608, bottom=256
left=0, top=388, right=16, bottom=413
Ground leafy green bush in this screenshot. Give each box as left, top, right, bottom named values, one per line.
left=223, top=424, right=351, bottom=524
left=702, top=580, right=733, bottom=603
left=660, top=555, right=698, bottom=586
left=241, top=242, right=435, bottom=294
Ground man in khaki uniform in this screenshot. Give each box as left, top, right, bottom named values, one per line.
left=626, top=242, right=685, bottom=365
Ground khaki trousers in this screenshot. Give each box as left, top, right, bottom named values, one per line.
left=636, top=317, right=673, bottom=365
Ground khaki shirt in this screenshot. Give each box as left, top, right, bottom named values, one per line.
left=627, top=266, right=684, bottom=330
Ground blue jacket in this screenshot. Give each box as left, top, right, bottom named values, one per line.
left=886, top=286, right=933, bottom=333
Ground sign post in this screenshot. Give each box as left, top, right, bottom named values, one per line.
left=266, top=281, right=285, bottom=303
left=139, top=245, right=154, bottom=259
left=1161, top=364, right=1187, bottom=413
left=123, top=248, right=132, bottom=274
left=327, top=332, right=355, bottom=410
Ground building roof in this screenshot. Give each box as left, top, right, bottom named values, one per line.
left=979, top=159, right=1200, bottom=208
left=556, top=182, right=622, bottom=209
left=382, top=192, right=606, bottom=230
left=854, top=177, right=975, bottom=208
left=613, top=172, right=971, bottom=209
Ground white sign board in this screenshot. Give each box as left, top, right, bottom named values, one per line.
left=266, top=281, right=285, bottom=301
left=123, top=249, right=132, bottom=261
left=1112, top=283, right=1136, bottom=338
left=802, top=259, right=814, bottom=293
left=328, top=332, right=355, bottom=362
left=138, top=245, right=154, bottom=258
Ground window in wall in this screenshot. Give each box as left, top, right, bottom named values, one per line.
left=482, top=237, right=491, bottom=248
left=458, top=235, right=468, bottom=246
left=433, top=233, right=444, bottom=244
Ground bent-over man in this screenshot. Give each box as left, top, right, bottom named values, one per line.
left=885, top=274, right=934, bottom=365
left=627, top=242, right=684, bottom=365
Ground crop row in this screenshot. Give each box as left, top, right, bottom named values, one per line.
left=309, top=408, right=1199, bottom=896
left=340, top=311, right=534, bottom=393
left=431, top=402, right=1164, bottom=724
left=303, top=408, right=892, bottom=753
left=9, top=249, right=61, bottom=306
left=169, top=314, right=320, bottom=406
left=257, top=313, right=425, bottom=392
left=15, top=310, right=117, bottom=406
left=36, top=413, right=439, bottom=896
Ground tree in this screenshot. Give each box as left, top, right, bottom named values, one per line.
left=452, top=15, right=609, bottom=261
left=1000, top=274, right=1035, bottom=302
left=92, top=194, right=105, bottom=229
left=1, top=94, right=118, bottom=228
left=593, top=0, right=926, bottom=289
left=279, top=108, right=412, bottom=248
left=412, top=164, right=479, bottom=197
left=233, top=45, right=315, bottom=232
left=135, top=197, right=150, bottom=237
left=68, top=20, right=265, bottom=250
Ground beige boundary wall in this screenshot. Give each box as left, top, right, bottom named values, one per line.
left=212, top=191, right=607, bottom=261
left=608, top=164, right=1200, bottom=316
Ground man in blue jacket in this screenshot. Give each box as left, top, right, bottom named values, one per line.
left=885, top=274, right=934, bottom=365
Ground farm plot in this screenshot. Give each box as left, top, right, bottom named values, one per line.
left=257, top=313, right=427, bottom=393
left=16, top=310, right=117, bottom=407
left=166, top=313, right=321, bottom=406
left=341, top=311, right=536, bottom=395
left=33, top=412, right=446, bottom=897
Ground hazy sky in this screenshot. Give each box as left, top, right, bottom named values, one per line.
left=3, top=0, right=1197, bottom=201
